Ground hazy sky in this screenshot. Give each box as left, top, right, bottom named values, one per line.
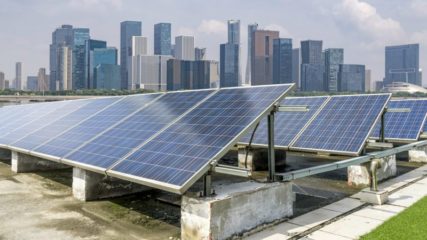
left=1, top=0, right=426, bottom=86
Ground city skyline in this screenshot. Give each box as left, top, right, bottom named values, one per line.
left=1, top=0, right=427, bottom=87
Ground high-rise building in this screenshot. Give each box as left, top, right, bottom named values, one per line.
left=228, top=20, right=240, bottom=45
left=245, top=23, right=258, bottom=85
left=85, top=39, right=107, bottom=88
left=37, top=68, right=49, bottom=92
left=324, top=48, right=344, bottom=92
left=59, top=46, right=73, bottom=90
left=292, top=48, right=300, bottom=88
left=26, top=76, right=38, bottom=91
left=300, top=40, right=324, bottom=91
left=273, top=38, right=293, bottom=84
left=94, top=64, right=121, bottom=90
left=0, top=72, right=5, bottom=90
left=154, top=23, right=171, bottom=55
left=175, top=36, right=195, bottom=60
left=251, top=30, right=279, bottom=85
left=167, top=59, right=218, bottom=90
left=220, top=20, right=241, bottom=87
left=385, top=44, right=421, bottom=86
left=365, top=69, right=372, bottom=92
left=338, top=64, right=365, bottom=92
left=120, top=21, right=142, bottom=89
left=72, top=28, right=90, bottom=90
left=89, top=47, right=118, bottom=88
left=132, top=36, right=148, bottom=56
left=195, top=48, right=206, bottom=60
left=130, top=55, right=173, bottom=91
left=49, top=25, right=74, bottom=91
left=15, top=62, right=22, bottom=90
left=375, top=81, right=384, bottom=91
left=4, top=80, right=9, bottom=89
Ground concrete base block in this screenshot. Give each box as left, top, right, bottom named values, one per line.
left=0, top=148, right=11, bottom=160
left=348, top=155, right=397, bottom=187
left=11, top=151, right=69, bottom=173
left=408, top=146, right=427, bottom=163
left=359, top=188, right=389, bottom=205
left=238, top=148, right=286, bottom=171
left=181, top=181, right=294, bottom=240
left=72, top=168, right=151, bottom=201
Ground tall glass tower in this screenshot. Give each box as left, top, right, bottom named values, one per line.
left=154, top=23, right=171, bottom=55
left=324, top=48, right=344, bottom=92
left=273, top=38, right=293, bottom=84
left=120, top=21, right=142, bottom=89
left=385, top=44, right=421, bottom=86
left=245, top=23, right=258, bottom=85
left=220, top=20, right=241, bottom=87
left=72, top=28, right=90, bottom=90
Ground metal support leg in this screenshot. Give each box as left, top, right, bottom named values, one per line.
left=268, top=112, right=276, bottom=182
left=380, top=112, right=385, bottom=142
left=370, top=159, right=382, bottom=191
left=202, top=172, right=212, bottom=197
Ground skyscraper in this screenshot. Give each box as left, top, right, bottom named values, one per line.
left=72, top=28, right=90, bottom=90
left=132, top=36, right=148, bottom=56
left=94, top=64, right=121, bottom=90
left=251, top=30, right=279, bottom=85
left=195, top=48, right=206, bottom=60
left=338, top=64, right=365, bottom=92
left=154, top=23, right=171, bottom=55
left=131, top=55, right=173, bottom=91
left=292, top=48, right=300, bottom=88
left=220, top=20, right=241, bottom=87
left=167, top=59, right=218, bottom=90
left=27, top=76, right=38, bottom=91
left=50, top=25, right=74, bottom=91
left=0, top=72, right=5, bottom=90
left=385, top=44, right=421, bottom=86
left=324, top=48, right=344, bottom=92
left=120, top=21, right=142, bottom=89
left=59, top=46, right=72, bottom=90
left=365, top=69, right=372, bottom=92
left=273, top=38, right=293, bottom=84
left=245, top=23, right=258, bottom=85
left=89, top=47, right=118, bottom=88
left=85, top=39, right=107, bottom=88
left=175, top=36, right=195, bottom=60
left=37, top=68, right=49, bottom=92
left=300, top=40, right=324, bottom=91
left=15, top=62, right=22, bottom=90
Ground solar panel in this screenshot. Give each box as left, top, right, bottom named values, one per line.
left=239, top=96, right=329, bottom=148
left=29, top=94, right=161, bottom=161
left=10, top=97, right=121, bottom=156
left=109, top=84, right=293, bottom=193
left=0, top=100, right=88, bottom=147
left=290, top=94, right=390, bottom=156
left=371, top=99, right=427, bottom=142
left=62, top=90, right=215, bottom=172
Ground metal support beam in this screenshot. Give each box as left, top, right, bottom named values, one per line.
left=370, top=159, right=382, bottom=192
left=380, top=111, right=385, bottom=142
left=267, top=111, right=276, bottom=182
left=201, top=172, right=213, bottom=197
left=278, top=105, right=309, bottom=112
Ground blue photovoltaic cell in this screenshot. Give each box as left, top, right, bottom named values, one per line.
left=291, top=94, right=390, bottom=155
left=371, top=99, right=427, bottom=141
left=64, top=90, right=214, bottom=169
left=0, top=100, right=87, bottom=146
left=33, top=94, right=161, bottom=159
left=111, top=84, right=293, bottom=190
left=11, top=97, right=121, bottom=152
left=239, top=96, right=328, bottom=147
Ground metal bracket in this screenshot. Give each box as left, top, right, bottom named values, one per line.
left=267, top=111, right=276, bottom=182
left=200, top=172, right=214, bottom=197
left=277, top=105, right=309, bottom=112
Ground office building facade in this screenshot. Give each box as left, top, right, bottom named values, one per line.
left=220, top=20, right=241, bottom=87
left=245, top=23, right=258, bottom=85
left=27, top=76, right=38, bottom=91
left=167, top=59, right=218, bottom=91
left=120, top=21, right=142, bottom=89
left=338, top=64, right=365, bottom=92
left=71, top=28, right=90, bottom=90
left=132, top=36, right=148, bottom=56
left=300, top=40, right=324, bottom=91
left=195, top=48, right=206, bottom=60
left=154, top=23, right=171, bottom=55
left=94, top=64, right=121, bottom=89
left=0, top=72, right=4, bottom=90
left=15, top=62, right=22, bottom=90
left=89, top=47, right=118, bottom=88
left=324, top=48, right=344, bottom=92
left=385, top=44, right=421, bottom=86
left=84, top=39, right=107, bottom=88
left=273, top=38, right=293, bottom=84
left=130, top=55, right=172, bottom=91
left=292, top=48, right=300, bottom=88
left=37, top=68, right=49, bottom=92
left=365, top=69, right=372, bottom=92
left=49, top=25, right=74, bottom=91
left=251, top=30, right=279, bottom=85
left=175, top=36, right=195, bottom=60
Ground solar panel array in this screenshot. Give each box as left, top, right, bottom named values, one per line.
left=239, top=94, right=391, bottom=156
left=371, top=99, right=427, bottom=142
left=0, top=84, right=293, bottom=193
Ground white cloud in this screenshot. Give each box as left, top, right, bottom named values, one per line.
left=197, top=19, right=227, bottom=35
left=176, top=27, right=196, bottom=37
left=410, top=0, right=427, bottom=17
left=334, top=0, right=405, bottom=45
left=68, top=0, right=122, bottom=9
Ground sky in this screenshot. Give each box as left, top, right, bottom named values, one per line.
left=1, top=0, right=427, bottom=87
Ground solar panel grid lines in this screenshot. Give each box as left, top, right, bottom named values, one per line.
left=290, top=93, right=391, bottom=156
left=58, top=93, right=165, bottom=171
left=1, top=100, right=89, bottom=148
left=238, top=96, right=331, bottom=149
left=10, top=97, right=123, bottom=155
left=108, top=84, right=294, bottom=194
left=66, top=89, right=217, bottom=172
left=371, top=99, right=427, bottom=142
